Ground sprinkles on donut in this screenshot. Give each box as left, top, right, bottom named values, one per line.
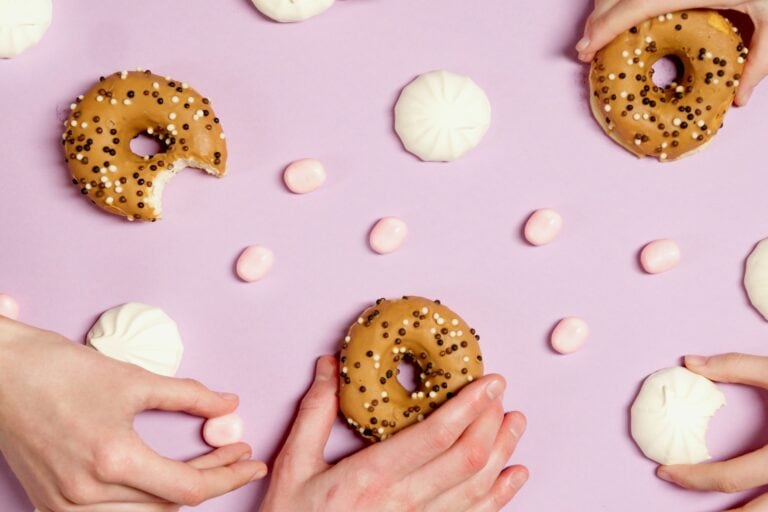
left=62, top=70, right=227, bottom=221
left=589, top=10, right=746, bottom=161
left=339, top=296, right=484, bottom=442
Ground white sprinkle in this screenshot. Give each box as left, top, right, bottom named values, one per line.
left=608, top=73, right=616, bottom=80
left=110, top=99, right=117, bottom=105
left=675, top=85, right=684, bottom=93
left=437, top=318, right=445, bottom=325
left=692, top=132, right=700, bottom=140
left=417, top=414, right=424, bottom=421
left=392, top=347, right=399, bottom=354
left=167, top=124, right=176, bottom=132
left=658, top=15, right=665, bottom=21
left=411, top=392, right=418, bottom=399
left=705, top=52, right=713, bottom=59
left=381, top=391, right=388, bottom=398
left=451, top=319, right=459, bottom=326
left=123, top=99, right=132, bottom=105
left=373, top=354, right=380, bottom=361
left=363, top=402, right=369, bottom=408
left=69, top=103, right=77, bottom=110
left=399, top=347, right=406, bottom=353
left=99, top=168, right=106, bottom=174
left=96, top=95, right=104, bottom=102
left=196, top=109, right=204, bottom=117
left=633, top=113, right=641, bottom=121
left=106, top=197, right=114, bottom=204
left=421, top=307, right=428, bottom=315
left=120, top=71, right=128, bottom=79
left=78, top=95, right=84, bottom=100
left=634, top=48, right=642, bottom=56
left=457, top=330, right=463, bottom=336
left=634, top=139, right=642, bottom=146
left=713, top=79, right=720, bottom=85
left=417, top=391, right=424, bottom=398
left=642, top=113, right=649, bottom=120
left=430, top=327, right=437, bottom=334
left=344, top=336, right=351, bottom=342
left=697, top=120, right=705, bottom=127
left=620, top=91, right=628, bottom=98
left=604, top=105, right=612, bottom=112
left=673, top=118, right=682, bottom=126
left=115, top=186, right=123, bottom=193
left=627, top=59, right=634, bottom=65
left=85, top=184, right=92, bottom=190
left=169, top=113, right=177, bottom=120
left=188, top=97, right=195, bottom=103
left=463, top=356, right=470, bottom=362
left=100, top=176, right=108, bottom=183
left=638, top=61, right=645, bottom=68
left=468, top=375, right=474, bottom=382
left=429, top=391, right=437, bottom=398
left=377, top=427, right=384, bottom=434
left=645, top=36, right=653, bottom=43
left=660, top=153, right=668, bottom=160
left=622, top=50, right=629, bottom=58
left=738, top=57, right=745, bottom=64
left=171, top=96, right=179, bottom=104
left=449, top=331, right=456, bottom=337
left=220, top=133, right=226, bottom=140
left=70, top=120, right=77, bottom=127
left=374, top=362, right=380, bottom=369
left=146, top=127, right=154, bottom=135
left=661, top=142, right=668, bottom=149
left=182, top=83, right=189, bottom=89
left=75, top=153, right=83, bottom=160
left=357, top=317, right=363, bottom=324
left=402, top=319, right=409, bottom=325
left=666, top=13, right=673, bottom=19
left=734, top=80, right=740, bottom=87
left=153, top=82, right=160, bottom=89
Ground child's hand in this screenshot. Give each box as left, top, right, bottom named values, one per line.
left=259, top=356, right=528, bottom=512
left=656, top=354, right=768, bottom=509
left=576, top=0, right=768, bottom=105
left=0, top=317, right=266, bottom=511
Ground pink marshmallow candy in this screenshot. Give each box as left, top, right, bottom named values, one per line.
left=203, top=413, right=244, bottom=448
left=369, top=217, right=408, bottom=254
left=640, top=239, right=680, bottom=274
left=0, top=294, right=19, bottom=320
left=551, top=317, right=589, bottom=354
left=283, top=158, right=326, bottom=194
left=236, top=245, right=275, bottom=282
left=524, top=209, right=562, bottom=246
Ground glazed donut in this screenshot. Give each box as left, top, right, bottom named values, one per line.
left=589, top=10, right=746, bottom=161
left=339, top=296, right=484, bottom=441
left=62, top=70, right=227, bottom=221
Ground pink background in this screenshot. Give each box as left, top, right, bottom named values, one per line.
left=1, top=0, right=767, bottom=510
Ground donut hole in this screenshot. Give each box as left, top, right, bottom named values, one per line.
left=651, top=55, right=686, bottom=89
left=396, top=354, right=422, bottom=393
left=130, top=132, right=166, bottom=157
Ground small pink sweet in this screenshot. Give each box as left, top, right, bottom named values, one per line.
left=551, top=317, right=589, bottom=355
left=283, top=158, right=326, bottom=194
left=524, top=209, right=563, bottom=246
left=203, top=413, right=244, bottom=448
left=0, top=294, right=19, bottom=320
left=640, top=239, right=681, bottom=274
left=369, top=217, right=408, bottom=254
left=236, top=245, right=275, bottom=282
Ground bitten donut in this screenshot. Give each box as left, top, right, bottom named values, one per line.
left=62, top=70, right=227, bottom=221
left=590, top=10, right=746, bottom=161
left=339, top=296, right=484, bottom=441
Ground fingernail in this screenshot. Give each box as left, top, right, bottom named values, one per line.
left=510, top=413, right=527, bottom=438
left=685, top=355, right=708, bottom=367
left=218, top=392, right=239, bottom=401
left=739, top=89, right=752, bottom=105
left=485, top=378, right=506, bottom=400
left=509, top=469, right=529, bottom=488
left=657, top=467, right=673, bottom=482
left=575, top=37, right=590, bottom=52
left=315, top=357, right=335, bottom=382
left=251, top=465, right=268, bottom=481
left=238, top=452, right=252, bottom=462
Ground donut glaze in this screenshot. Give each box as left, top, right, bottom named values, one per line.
left=339, top=297, right=484, bottom=442
left=590, top=10, right=746, bottom=161
left=62, top=70, right=227, bottom=221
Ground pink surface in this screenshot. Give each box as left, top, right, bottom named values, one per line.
left=1, top=1, right=767, bottom=511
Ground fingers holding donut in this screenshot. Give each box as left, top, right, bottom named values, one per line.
left=736, top=21, right=768, bottom=104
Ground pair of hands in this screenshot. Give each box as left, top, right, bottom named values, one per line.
left=577, top=0, right=768, bottom=105
left=0, top=317, right=528, bottom=511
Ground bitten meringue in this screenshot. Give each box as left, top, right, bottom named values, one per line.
left=252, top=0, right=335, bottom=22
left=745, top=238, right=768, bottom=321
left=631, top=367, right=726, bottom=465
left=0, top=0, right=52, bottom=59
left=86, top=303, right=184, bottom=377
left=395, top=70, right=492, bottom=162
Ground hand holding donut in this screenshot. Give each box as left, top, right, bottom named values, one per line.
left=259, top=356, right=528, bottom=512
left=577, top=0, right=768, bottom=105
left=0, top=317, right=266, bottom=511
left=657, top=354, right=768, bottom=511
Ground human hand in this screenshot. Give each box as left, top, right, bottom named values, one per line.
left=260, top=356, right=528, bottom=512
left=656, top=353, right=768, bottom=511
left=575, top=0, right=768, bottom=105
left=0, top=317, right=267, bottom=512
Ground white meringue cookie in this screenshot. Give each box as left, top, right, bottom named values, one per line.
left=252, top=0, right=334, bottom=23
left=86, top=303, right=184, bottom=377
left=394, top=70, right=492, bottom=162
left=631, top=367, right=726, bottom=465
left=0, top=0, right=52, bottom=59
left=745, top=238, right=768, bottom=321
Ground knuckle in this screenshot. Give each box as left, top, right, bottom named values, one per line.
left=299, top=387, right=328, bottom=413
left=461, top=443, right=491, bottom=473
left=462, top=478, right=489, bottom=503
left=715, top=476, right=742, bottom=494
left=93, top=442, right=133, bottom=481
left=427, top=423, right=456, bottom=453
left=59, top=476, right=96, bottom=505
left=177, top=478, right=207, bottom=506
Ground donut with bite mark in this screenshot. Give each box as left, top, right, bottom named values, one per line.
left=62, top=70, right=227, bottom=221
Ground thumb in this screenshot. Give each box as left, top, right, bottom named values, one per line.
left=140, top=376, right=240, bottom=418
left=277, top=356, right=339, bottom=477
left=684, top=353, right=768, bottom=389
left=735, top=26, right=768, bottom=106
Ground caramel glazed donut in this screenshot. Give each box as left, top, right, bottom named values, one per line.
left=339, top=297, right=484, bottom=442
left=62, top=70, right=227, bottom=221
left=590, top=10, right=747, bottom=162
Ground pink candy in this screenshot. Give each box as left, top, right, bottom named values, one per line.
left=283, top=158, right=326, bottom=194
left=640, top=239, right=681, bottom=274
left=369, top=217, right=408, bottom=254
left=524, top=209, right=562, bottom=246
left=0, top=294, right=19, bottom=320
left=236, top=245, right=275, bottom=282
left=203, top=413, right=244, bottom=448
left=551, top=317, right=589, bottom=354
